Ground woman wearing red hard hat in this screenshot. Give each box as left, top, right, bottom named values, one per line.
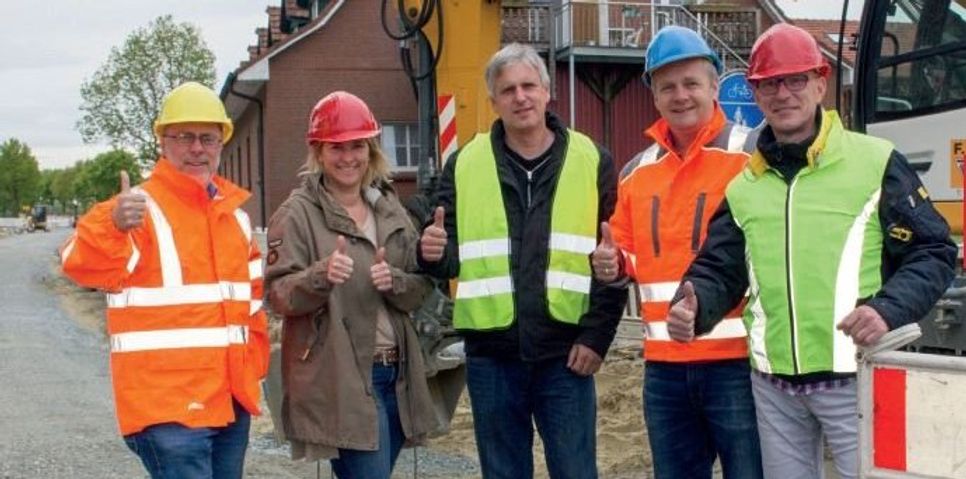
left=264, top=91, right=440, bottom=478
left=666, top=23, right=956, bottom=479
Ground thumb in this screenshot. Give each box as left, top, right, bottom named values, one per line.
left=335, top=235, right=347, bottom=255
left=682, top=281, right=697, bottom=309
left=600, top=222, right=614, bottom=247
left=433, top=206, right=445, bottom=228
left=120, top=170, right=131, bottom=193
left=375, top=247, right=386, bottom=264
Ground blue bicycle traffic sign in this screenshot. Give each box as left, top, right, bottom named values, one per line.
left=719, top=71, right=764, bottom=128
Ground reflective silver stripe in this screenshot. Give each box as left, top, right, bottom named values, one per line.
left=126, top=240, right=141, bottom=273
left=638, top=281, right=679, bottom=302
left=110, top=325, right=249, bottom=352
left=137, top=188, right=183, bottom=287
left=455, top=276, right=513, bottom=299
left=459, top=239, right=510, bottom=260
left=106, top=281, right=252, bottom=308
left=234, top=209, right=252, bottom=243
left=60, top=237, right=76, bottom=264
left=727, top=125, right=751, bottom=152
left=620, top=144, right=665, bottom=185
left=248, top=259, right=262, bottom=280
left=549, top=233, right=596, bottom=255
left=546, top=271, right=592, bottom=294
left=250, top=299, right=263, bottom=316
left=645, top=317, right=746, bottom=341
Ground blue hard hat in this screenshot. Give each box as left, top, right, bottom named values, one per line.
left=643, top=26, right=723, bottom=87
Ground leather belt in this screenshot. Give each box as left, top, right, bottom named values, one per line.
left=373, top=347, right=399, bottom=366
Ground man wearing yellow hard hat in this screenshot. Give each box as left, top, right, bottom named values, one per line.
left=61, top=82, right=270, bottom=479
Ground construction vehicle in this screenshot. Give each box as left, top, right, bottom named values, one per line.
left=849, top=0, right=966, bottom=477
left=26, top=205, right=49, bottom=232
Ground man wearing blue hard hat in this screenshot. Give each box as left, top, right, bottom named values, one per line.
left=591, top=26, right=763, bottom=478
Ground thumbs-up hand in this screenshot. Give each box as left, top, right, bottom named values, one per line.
left=420, top=206, right=448, bottom=262
left=667, top=281, right=699, bottom=343
left=326, top=235, right=355, bottom=285
left=111, top=170, right=147, bottom=232
left=370, top=247, right=393, bottom=292
left=591, top=222, right=621, bottom=282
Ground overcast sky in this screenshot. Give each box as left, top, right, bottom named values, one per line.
left=0, top=1, right=267, bottom=169
left=1, top=1, right=862, bottom=170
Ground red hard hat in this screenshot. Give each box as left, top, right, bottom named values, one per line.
left=747, top=24, right=830, bottom=81
left=306, top=91, right=380, bottom=144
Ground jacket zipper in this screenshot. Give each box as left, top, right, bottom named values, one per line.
left=785, top=176, right=801, bottom=374
left=691, top=192, right=707, bottom=253
left=650, top=196, right=661, bottom=257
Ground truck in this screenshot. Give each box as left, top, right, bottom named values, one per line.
left=850, top=1, right=965, bottom=477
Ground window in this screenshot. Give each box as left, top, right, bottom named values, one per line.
left=380, top=123, right=421, bottom=171
left=874, top=0, right=966, bottom=114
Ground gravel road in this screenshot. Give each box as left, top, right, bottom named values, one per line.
left=0, top=228, right=480, bottom=479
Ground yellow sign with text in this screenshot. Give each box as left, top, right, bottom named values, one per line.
left=953, top=139, right=965, bottom=188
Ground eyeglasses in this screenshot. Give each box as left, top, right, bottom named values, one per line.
left=752, top=73, right=811, bottom=95
left=163, top=133, right=222, bottom=148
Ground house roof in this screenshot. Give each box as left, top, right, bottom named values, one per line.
left=757, top=0, right=858, bottom=67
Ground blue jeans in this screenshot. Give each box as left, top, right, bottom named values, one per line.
left=466, top=355, right=597, bottom=479
left=644, top=359, right=763, bottom=479
left=123, top=399, right=250, bottom=479
left=331, top=364, right=405, bottom=479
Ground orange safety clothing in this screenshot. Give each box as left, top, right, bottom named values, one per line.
left=60, top=158, right=269, bottom=435
left=610, top=105, right=752, bottom=362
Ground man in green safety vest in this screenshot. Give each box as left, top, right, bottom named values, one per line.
left=419, top=43, right=626, bottom=479
left=666, top=24, right=957, bottom=479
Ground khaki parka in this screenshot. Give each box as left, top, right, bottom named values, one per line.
left=264, top=172, right=439, bottom=458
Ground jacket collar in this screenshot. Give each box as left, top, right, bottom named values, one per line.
left=300, top=172, right=409, bottom=243
left=645, top=102, right=727, bottom=161
left=150, top=157, right=250, bottom=211
left=748, top=109, right=842, bottom=177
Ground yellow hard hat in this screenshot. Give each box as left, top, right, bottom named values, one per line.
left=153, top=82, right=234, bottom=143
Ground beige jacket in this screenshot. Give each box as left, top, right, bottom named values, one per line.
left=264, top=173, right=439, bottom=457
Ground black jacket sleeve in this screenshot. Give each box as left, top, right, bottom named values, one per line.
left=865, top=151, right=957, bottom=329
left=416, top=151, right=461, bottom=279
left=576, top=145, right=629, bottom=357
left=678, top=199, right=750, bottom=336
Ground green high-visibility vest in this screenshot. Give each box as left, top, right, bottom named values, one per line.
left=453, top=130, right=599, bottom=330
left=727, top=111, right=893, bottom=374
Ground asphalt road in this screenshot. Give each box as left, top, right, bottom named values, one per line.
left=0, top=228, right=477, bottom=479
left=0, top=228, right=145, bottom=478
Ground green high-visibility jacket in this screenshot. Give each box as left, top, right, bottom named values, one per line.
left=727, top=111, right=893, bottom=374
left=453, top=130, right=599, bottom=330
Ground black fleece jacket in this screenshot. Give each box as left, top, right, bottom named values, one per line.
left=418, top=112, right=627, bottom=361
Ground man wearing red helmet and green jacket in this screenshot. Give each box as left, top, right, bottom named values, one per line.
left=666, top=24, right=956, bottom=478
left=592, top=26, right=762, bottom=479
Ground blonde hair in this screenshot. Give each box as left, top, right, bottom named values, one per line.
left=301, top=137, right=392, bottom=188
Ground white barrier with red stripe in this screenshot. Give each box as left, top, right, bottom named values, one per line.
left=438, top=94, right=458, bottom=165
left=859, top=349, right=966, bottom=478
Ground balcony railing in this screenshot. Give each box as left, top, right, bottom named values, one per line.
left=502, top=1, right=753, bottom=70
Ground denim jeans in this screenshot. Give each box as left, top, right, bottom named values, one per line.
left=331, top=363, right=405, bottom=479
left=466, top=355, right=597, bottom=479
left=123, top=399, right=250, bottom=479
left=644, top=359, right=763, bottom=479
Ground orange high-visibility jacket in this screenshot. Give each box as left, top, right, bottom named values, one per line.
left=610, top=106, right=752, bottom=362
left=61, top=158, right=269, bottom=435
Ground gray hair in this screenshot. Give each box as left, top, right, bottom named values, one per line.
left=484, top=43, right=550, bottom=97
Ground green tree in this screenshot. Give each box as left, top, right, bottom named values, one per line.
left=74, top=150, right=142, bottom=203
left=77, top=15, right=216, bottom=168
left=50, top=167, right=79, bottom=214
left=0, top=139, right=42, bottom=215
